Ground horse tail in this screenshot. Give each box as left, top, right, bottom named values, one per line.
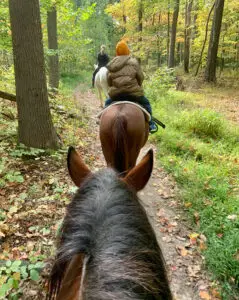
left=113, top=114, right=128, bottom=174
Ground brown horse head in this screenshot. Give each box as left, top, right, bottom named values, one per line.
left=99, top=103, right=149, bottom=174
left=47, top=147, right=173, bottom=300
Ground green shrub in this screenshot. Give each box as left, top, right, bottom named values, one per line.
left=173, top=108, right=227, bottom=139
left=145, top=67, right=176, bottom=101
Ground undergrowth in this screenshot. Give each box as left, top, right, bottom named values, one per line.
left=0, top=71, right=92, bottom=299
left=145, top=74, right=239, bottom=299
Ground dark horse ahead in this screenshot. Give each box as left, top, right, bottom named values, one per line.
left=47, top=147, right=172, bottom=300
left=100, top=102, right=149, bottom=174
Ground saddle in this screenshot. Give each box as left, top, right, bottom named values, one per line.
left=97, top=101, right=151, bottom=122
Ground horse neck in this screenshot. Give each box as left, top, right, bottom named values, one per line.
left=49, top=170, right=172, bottom=299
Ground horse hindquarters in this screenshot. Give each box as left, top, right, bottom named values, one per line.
left=95, top=67, right=109, bottom=107
left=112, top=115, right=128, bottom=173
left=100, top=105, right=148, bottom=174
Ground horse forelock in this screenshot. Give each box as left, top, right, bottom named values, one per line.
left=48, top=168, right=172, bottom=299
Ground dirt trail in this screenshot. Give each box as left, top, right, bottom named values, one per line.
left=73, top=86, right=212, bottom=300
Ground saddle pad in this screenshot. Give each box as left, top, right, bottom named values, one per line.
left=97, top=101, right=151, bottom=122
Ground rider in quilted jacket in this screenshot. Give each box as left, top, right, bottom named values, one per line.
left=105, top=40, right=157, bottom=133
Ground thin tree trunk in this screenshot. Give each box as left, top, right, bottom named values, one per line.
left=176, top=42, right=180, bottom=64
left=180, top=42, right=183, bottom=63
left=9, top=0, right=59, bottom=149
left=122, top=0, right=127, bottom=33
left=138, top=0, right=143, bottom=62
left=167, top=0, right=170, bottom=62
left=191, top=0, right=198, bottom=43
left=195, top=2, right=215, bottom=76
left=138, top=0, right=143, bottom=41
left=47, top=6, right=59, bottom=91
left=184, top=0, right=193, bottom=73
left=157, top=14, right=161, bottom=67
left=157, top=35, right=161, bottom=67
left=168, top=0, right=180, bottom=68
left=205, top=0, right=225, bottom=82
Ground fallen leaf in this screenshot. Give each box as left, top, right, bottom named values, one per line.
left=171, top=265, right=177, bottom=271
left=211, top=288, right=221, bottom=299
left=181, top=247, right=188, bottom=256
left=199, top=290, right=211, bottom=300
left=199, top=241, right=207, bottom=251
left=199, top=234, right=207, bottom=242
left=13, top=272, right=21, bottom=280
left=27, top=241, right=35, bottom=251
left=194, top=212, right=200, bottom=225
left=234, top=251, right=239, bottom=261
left=189, top=232, right=199, bottom=245
left=188, top=265, right=201, bottom=278
left=176, top=246, right=188, bottom=257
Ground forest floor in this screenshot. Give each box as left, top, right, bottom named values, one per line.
left=0, top=81, right=238, bottom=299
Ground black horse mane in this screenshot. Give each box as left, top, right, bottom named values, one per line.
left=48, top=168, right=172, bottom=300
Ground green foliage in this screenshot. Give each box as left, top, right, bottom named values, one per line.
left=173, top=109, right=226, bottom=139
left=0, top=165, right=24, bottom=188
left=10, top=144, right=46, bottom=159
left=0, top=260, right=44, bottom=298
left=148, top=73, right=239, bottom=297
left=0, top=0, right=12, bottom=50
left=145, top=67, right=176, bottom=101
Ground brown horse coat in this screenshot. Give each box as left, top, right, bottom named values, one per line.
left=99, top=103, right=149, bottom=173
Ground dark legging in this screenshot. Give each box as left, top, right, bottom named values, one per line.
left=92, top=67, right=101, bottom=87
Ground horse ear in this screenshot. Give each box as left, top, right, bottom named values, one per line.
left=123, top=149, right=153, bottom=191
left=67, top=146, right=91, bottom=187
left=56, top=254, right=84, bottom=300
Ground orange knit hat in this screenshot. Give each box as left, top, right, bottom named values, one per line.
left=116, top=41, right=130, bottom=56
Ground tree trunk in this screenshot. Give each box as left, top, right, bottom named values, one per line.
left=122, top=0, right=127, bottom=33
left=167, top=0, right=170, bottom=62
left=138, top=0, right=143, bottom=62
left=191, top=0, right=198, bottom=43
left=176, top=42, right=181, bottom=64
left=168, top=0, right=180, bottom=68
left=195, top=2, right=215, bottom=76
left=47, top=6, right=59, bottom=91
left=204, top=0, right=225, bottom=82
left=184, top=0, right=193, bottom=73
left=138, top=0, right=143, bottom=42
left=9, top=0, right=59, bottom=149
left=157, top=14, right=161, bottom=67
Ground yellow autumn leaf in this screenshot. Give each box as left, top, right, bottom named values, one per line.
left=12, top=272, right=21, bottom=281
left=181, top=247, right=188, bottom=257
left=0, top=275, right=8, bottom=285
left=199, top=241, right=207, bottom=251
left=189, top=233, right=199, bottom=239
left=199, top=290, right=211, bottom=300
